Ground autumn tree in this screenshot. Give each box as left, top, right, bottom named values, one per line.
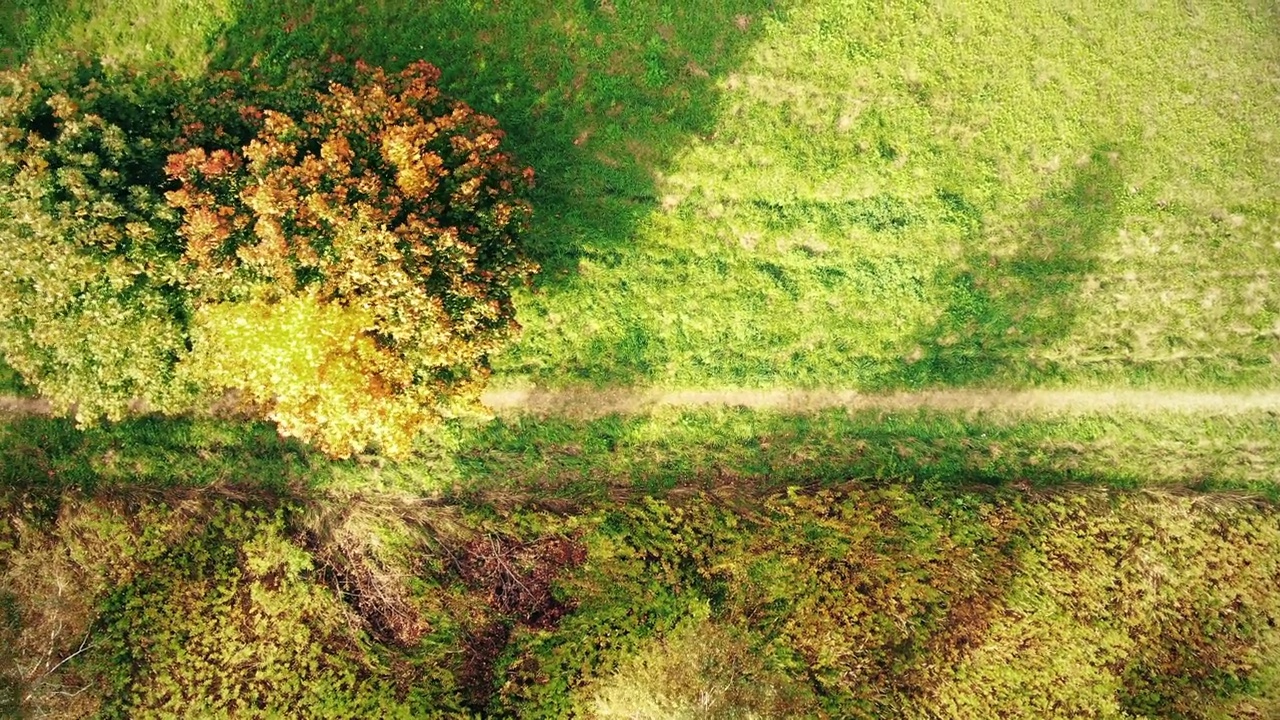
left=0, top=57, right=536, bottom=457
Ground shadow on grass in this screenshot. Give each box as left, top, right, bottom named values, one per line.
left=0, top=358, right=26, bottom=396
left=886, top=144, right=1127, bottom=387
left=212, top=0, right=790, bottom=286
left=0, top=0, right=63, bottom=68
left=0, top=414, right=321, bottom=495
left=449, top=406, right=1280, bottom=505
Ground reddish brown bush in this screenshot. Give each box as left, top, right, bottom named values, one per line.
left=166, top=61, right=536, bottom=457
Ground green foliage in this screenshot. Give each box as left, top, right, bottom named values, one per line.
left=1, top=3, right=1279, bottom=718
left=2, top=0, right=1277, bottom=394
left=588, top=605, right=817, bottom=719
left=484, top=489, right=1280, bottom=719
left=918, top=494, right=1280, bottom=719
left=1, top=483, right=1278, bottom=718
left=1, top=497, right=420, bottom=719
left=91, top=504, right=413, bottom=719
left=0, top=55, right=197, bottom=423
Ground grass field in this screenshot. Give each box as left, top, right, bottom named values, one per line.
left=3, top=0, right=1280, bottom=716
left=3, top=402, right=1277, bottom=504
left=4, top=0, right=1278, bottom=390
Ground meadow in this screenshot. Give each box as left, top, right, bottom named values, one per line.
left=4, top=0, right=1278, bottom=391
left=2, top=0, right=1280, bottom=717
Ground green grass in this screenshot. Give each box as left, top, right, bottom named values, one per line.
left=4, top=405, right=1274, bottom=503
left=3, top=4, right=1280, bottom=717
left=0, top=358, right=23, bottom=396
left=0, top=414, right=320, bottom=496
left=487, top=0, right=1280, bottom=390
left=0, top=0, right=234, bottom=75
left=4, top=0, right=1277, bottom=391
left=453, top=407, right=1280, bottom=500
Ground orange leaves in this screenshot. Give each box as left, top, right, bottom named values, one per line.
left=45, top=93, right=79, bottom=120
left=156, top=58, right=536, bottom=457
left=177, top=206, right=230, bottom=266
left=319, top=134, right=353, bottom=168
left=198, top=149, right=241, bottom=177
left=381, top=124, right=445, bottom=198
left=396, top=60, right=443, bottom=105
left=164, top=148, right=203, bottom=179
left=244, top=138, right=296, bottom=174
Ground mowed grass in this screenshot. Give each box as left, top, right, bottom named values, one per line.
left=453, top=406, right=1280, bottom=500
left=493, top=0, right=1280, bottom=390
left=3, top=0, right=1277, bottom=392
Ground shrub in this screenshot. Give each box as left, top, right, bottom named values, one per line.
left=0, top=56, right=197, bottom=422
left=166, top=60, right=536, bottom=457
left=0, top=497, right=421, bottom=719
left=589, top=606, right=818, bottom=719
left=0, top=56, right=536, bottom=457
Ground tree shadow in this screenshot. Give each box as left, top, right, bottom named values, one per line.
left=885, top=144, right=1128, bottom=387
left=0, top=0, right=62, bottom=69
left=209, top=0, right=791, bottom=286
left=0, top=414, right=320, bottom=494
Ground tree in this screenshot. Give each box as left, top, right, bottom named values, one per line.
left=0, top=57, right=536, bottom=457
left=167, top=60, right=536, bottom=457
left=0, top=56, right=197, bottom=422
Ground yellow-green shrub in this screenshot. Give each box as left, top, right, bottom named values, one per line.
left=0, top=56, right=535, bottom=457
left=183, top=293, right=437, bottom=458
left=0, top=56, right=197, bottom=422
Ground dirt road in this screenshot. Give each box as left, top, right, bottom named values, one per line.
left=3, top=387, right=1277, bottom=422
left=480, top=386, right=1280, bottom=419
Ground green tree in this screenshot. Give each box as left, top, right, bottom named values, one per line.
left=0, top=56, right=196, bottom=422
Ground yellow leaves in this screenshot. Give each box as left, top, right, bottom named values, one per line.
left=149, top=59, right=537, bottom=458
left=319, top=134, right=353, bottom=167
left=236, top=216, right=292, bottom=285
left=184, top=292, right=432, bottom=458
left=181, top=206, right=231, bottom=264
left=381, top=124, right=444, bottom=198
left=262, top=109, right=298, bottom=139
left=124, top=221, right=155, bottom=244
left=243, top=116, right=299, bottom=172
left=46, top=93, right=79, bottom=120
left=456, top=176, right=483, bottom=202
left=241, top=178, right=298, bottom=219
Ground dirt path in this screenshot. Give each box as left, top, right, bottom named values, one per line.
left=2, top=387, right=1278, bottom=422
left=0, top=396, right=52, bottom=416
left=480, top=386, right=1280, bottom=420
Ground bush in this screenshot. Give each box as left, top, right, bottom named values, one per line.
left=0, top=56, right=197, bottom=422
left=0, top=56, right=536, bottom=457
left=589, top=606, right=818, bottom=719
left=0, top=497, right=420, bottom=719
left=167, top=60, right=535, bottom=457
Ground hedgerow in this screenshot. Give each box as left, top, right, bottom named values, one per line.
left=1, top=488, right=1278, bottom=718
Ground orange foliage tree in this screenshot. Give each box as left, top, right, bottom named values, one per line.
left=166, top=61, right=536, bottom=457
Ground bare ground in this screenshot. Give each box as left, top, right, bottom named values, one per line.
left=2, top=387, right=1278, bottom=423
left=480, top=386, right=1280, bottom=420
